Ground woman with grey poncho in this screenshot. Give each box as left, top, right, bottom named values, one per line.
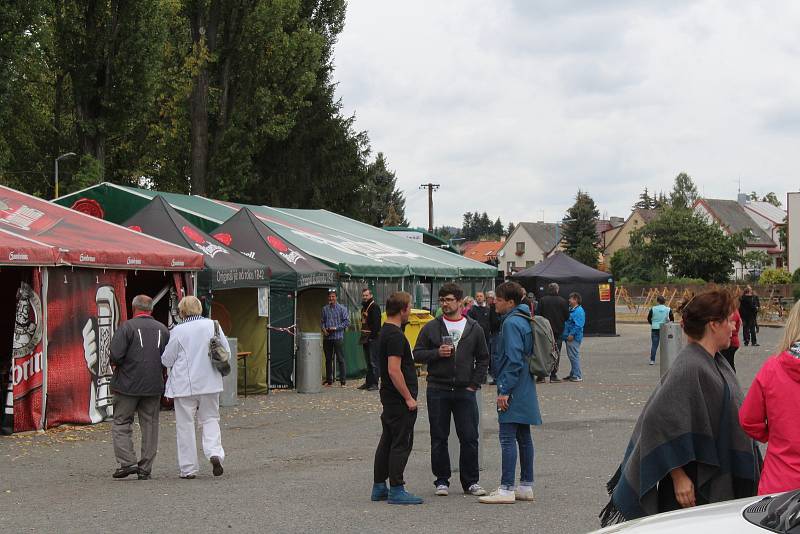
left=600, top=290, right=760, bottom=526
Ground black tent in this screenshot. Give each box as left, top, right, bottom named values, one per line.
left=512, top=252, right=616, bottom=336
left=211, top=208, right=338, bottom=388
left=123, top=196, right=268, bottom=293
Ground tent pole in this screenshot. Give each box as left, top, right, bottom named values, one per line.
left=40, top=268, right=49, bottom=430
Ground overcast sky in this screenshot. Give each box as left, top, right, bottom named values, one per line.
left=333, top=1, right=800, bottom=229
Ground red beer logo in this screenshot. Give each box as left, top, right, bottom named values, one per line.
left=267, top=235, right=289, bottom=253
left=213, top=232, right=233, bottom=246
left=182, top=225, right=206, bottom=245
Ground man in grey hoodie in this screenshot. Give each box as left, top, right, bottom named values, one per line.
left=109, top=295, right=170, bottom=480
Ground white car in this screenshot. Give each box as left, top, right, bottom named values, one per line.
left=589, top=489, right=800, bottom=533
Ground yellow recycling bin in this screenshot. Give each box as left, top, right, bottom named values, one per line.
left=381, top=309, right=434, bottom=375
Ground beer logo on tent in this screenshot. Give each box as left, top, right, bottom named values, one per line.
left=182, top=225, right=228, bottom=258
left=12, top=282, right=43, bottom=359
left=0, top=198, right=54, bottom=233
left=71, top=198, right=105, bottom=219
left=268, top=235, right=304, bottom=265
left=128, top=225, right=142, bottom=233
left=213, top=232, right=232, bottom=246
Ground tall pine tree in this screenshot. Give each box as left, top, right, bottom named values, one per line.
left=561, top=190, right=600, bottom=267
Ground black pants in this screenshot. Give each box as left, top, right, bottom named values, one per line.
left=721, top=346, right=738, bottom=372
left=427, top=387, right=480, bottom=491
left=374, top=402, right=417, bottom=487
left=742, top=318, right=758, bottom=345
left=362, top=340, right=379, bottom=386
left=323, top=339, right=346, bottom=383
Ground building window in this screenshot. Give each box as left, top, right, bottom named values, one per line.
left=526, top=261, right=535, bottom=268
left=507, top=261, right=515, bottom=273
left=515, top=242, right=525, bottom=255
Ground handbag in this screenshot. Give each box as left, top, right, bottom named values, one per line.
left=209, top=320, right=231, bottom=377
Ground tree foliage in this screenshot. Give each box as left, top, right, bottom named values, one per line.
left=632, top=208, right=736, bottom=283
left=669, top=172, right=699, bottom=210
left=633, top=187, right=659, bottom=210
left=759, top=268, right=791, bottom=285
left=0, top=0, right=406, bottom=225
left=561, top=190, right=600, bottom=268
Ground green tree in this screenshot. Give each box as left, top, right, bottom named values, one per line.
left=634, top=207, right=736, bottom=282
left=506, top=222, right=516, bottom=237
left=361, top=153, right=407, bottom=227
left=759, top=268, right=791, bottom=285
left=562, top=190, right=600, bottom=267
left=669, top=172, right=699, bottom=210
left=633, top=187, right=657, bottom=210
left=762, top=192, right=782, bottom=207
left=609, top=246, right=665, bottom=283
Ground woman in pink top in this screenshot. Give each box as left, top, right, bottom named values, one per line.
left=739, top=300, right=800, bottom=495
left=721, top=308, right=741, bottom=371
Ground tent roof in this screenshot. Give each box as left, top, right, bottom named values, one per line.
left=211, top=207, right=337, bottom=289
left=0, top=227, right=58, bottom=266
left=512, top=252, right=612, bottom=283
left=55, top=182, right=496, bottom=279
left=123, top=196, right=267, bottom=289
left=0, top=185, right=202, bottom=270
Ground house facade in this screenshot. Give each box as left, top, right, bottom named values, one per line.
left=601, top=210, right=656, bottom=267
left=497, top=222, right=557, bottom=276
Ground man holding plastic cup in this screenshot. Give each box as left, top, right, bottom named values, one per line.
left=414, top=282, right=490, bottom=498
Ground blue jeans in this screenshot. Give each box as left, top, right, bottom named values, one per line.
left=499, top=422, right=534, bottom=489
left=650, top=330, right=660, bottom=362
left=427, top=387, right=480, bottom=491
left=566, top=339, right=582, bottom=379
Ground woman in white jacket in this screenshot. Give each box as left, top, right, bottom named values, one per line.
left=161, top=296, right=230, bottom=479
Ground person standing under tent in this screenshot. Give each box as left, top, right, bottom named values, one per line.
left=358, top=288, right=382, bottom=391
left=321, top=289, right=350, bottom=386
left=647, top=296, right=674, bottom=366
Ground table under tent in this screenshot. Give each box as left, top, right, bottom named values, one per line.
left=55, top=183, right=498, bottom=386
left=0, top=185, right=202, bottom=435
left=512, top=252, right=616, bottom=336
left=122, top=196, right=270, bottom=393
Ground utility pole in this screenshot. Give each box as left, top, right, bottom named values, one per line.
left=419, top=183, right=440, bottom=232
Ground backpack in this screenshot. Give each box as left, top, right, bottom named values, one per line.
left=209, top=320, right=231, bottom=377
left=514, top=312, right=558, bottom=379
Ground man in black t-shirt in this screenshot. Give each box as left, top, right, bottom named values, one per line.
left=371, top=291, right=423, bottom=505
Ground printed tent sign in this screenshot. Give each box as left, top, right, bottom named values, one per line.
left=122, top=196, right=268, bottom=292
left=0, top=185, right=202, bottom=434
left=212, top=207, right=337, bottom=290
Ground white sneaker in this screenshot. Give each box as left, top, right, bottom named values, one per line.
left=466, top=483, right=487, bottom=496
left=649, top=360, right=655, bottom=366
left=435, top=484, right=449, bottom=496
left=515, top=485, right=535, bottom=501
left=479, top=487, right=515, bottom=504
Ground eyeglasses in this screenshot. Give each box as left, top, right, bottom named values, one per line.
left=438, top=296, right=458, bottom=303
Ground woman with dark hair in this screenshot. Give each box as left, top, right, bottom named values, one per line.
left=600, top=290, right=760, bottom=526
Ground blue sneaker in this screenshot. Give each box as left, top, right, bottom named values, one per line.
left=371, top=482, right=389, bottom=501
left=388, top=485, right=424, bottom=505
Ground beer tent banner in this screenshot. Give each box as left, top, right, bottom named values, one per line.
left=122, top=196, right=267, bottom=292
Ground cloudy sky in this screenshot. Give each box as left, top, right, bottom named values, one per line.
left=333, top=1, right=800, bottom=229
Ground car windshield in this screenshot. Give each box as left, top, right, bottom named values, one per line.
left=761, top=489, right=800, bottom=532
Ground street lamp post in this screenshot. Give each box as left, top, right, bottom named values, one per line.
left=54, top=152, right=77, bottom=199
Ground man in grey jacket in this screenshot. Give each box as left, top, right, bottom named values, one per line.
left=109, top=295, right=169, bottom=480
left=414, top=282, right=490, bottom=497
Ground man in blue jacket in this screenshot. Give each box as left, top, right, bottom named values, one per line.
left=479, top=281, right=542, bottom=504
left=562, top=292, right=586, bottom=382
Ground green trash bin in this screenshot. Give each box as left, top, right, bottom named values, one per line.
left=343, top=331, right=367, bottom=379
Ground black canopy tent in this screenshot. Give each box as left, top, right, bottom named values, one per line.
left=512, top=252, right=616, bottom=336
left=211, top=207, right=338, bottom=388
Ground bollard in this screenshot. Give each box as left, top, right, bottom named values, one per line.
left=659, top=322, right=684, bottom=377
left=448, top=388, right=484, bottom=471
left=296, top=333, right=322, bottom=393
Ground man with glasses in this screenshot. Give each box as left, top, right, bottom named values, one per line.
left=413, top=282, right=490, bottom=497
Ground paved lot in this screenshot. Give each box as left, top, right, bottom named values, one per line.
left=0, top=324, right=780, bottom=533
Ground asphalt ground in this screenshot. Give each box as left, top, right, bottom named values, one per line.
left=0, top=323, right=780, bottom=534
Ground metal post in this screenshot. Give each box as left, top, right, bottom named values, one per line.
left=659, top=322, right=684, bottom=377
left=54, top=152, right=76, bottom=199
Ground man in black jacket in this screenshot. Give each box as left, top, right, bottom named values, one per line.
left=739, top=286, right=760, bottom=346
left=414, top=282, right=490, bottom=497
left=536, top=283, right=570, bottom=383
left=109, top=295, right=170, bottom=480
left=358, top=288, right=382, bottom=391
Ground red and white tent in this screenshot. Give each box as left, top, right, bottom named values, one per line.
left=0, top=185, right=203, bottom=434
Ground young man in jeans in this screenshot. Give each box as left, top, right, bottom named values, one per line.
left=479, top=281, right=542, bottom=504
left=371, top=291, right=423, bottom=505
left=414, top=282, right=490, bottom=497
